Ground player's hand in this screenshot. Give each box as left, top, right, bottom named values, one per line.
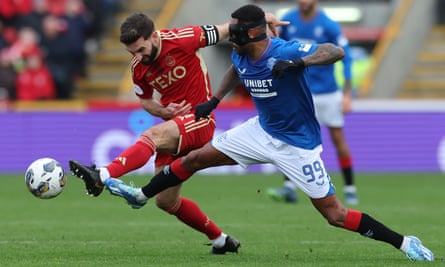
left=194, top=97, right=220, bottom=121
left=164, top=100, right=192, bottom=119
left=272, top=59, right=305, bottom=78
left=265, top=12, right=289, bottom=37
left=342, top=90, right=352, bottom=114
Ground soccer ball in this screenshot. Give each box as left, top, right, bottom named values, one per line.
left=25, top=158, right=67, bottom=199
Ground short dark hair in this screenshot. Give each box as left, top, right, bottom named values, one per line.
left=119, top=12, right=155, bottom=45
left=231, top=4, right=265, bottom=24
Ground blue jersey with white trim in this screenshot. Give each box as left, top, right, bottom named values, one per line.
left=280, top=9, right=352, bottom=94
left=231, top=37, right=321, bottom=149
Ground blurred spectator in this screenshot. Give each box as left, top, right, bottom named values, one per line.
left=18, top=0, right=50, bottom=37
left=0, top=0, right=120, bottom=101
left=0, top=0, right=33, bottom=27
left=0, top=21, right=17, bottom=100
left=40, top=14, right=75, bottom=99
left=63, top=0, right=93, bottom=77
left=0, top=52, right=17, bottom=100
left=1, top=26, right=42, bottom=100
left=0, top=21, right=8, bottom=49
left=46, top=0, right=68, bottom=16
left=83, top=0, right=120, bottom=40
left=3, top=27, right=40, bottom=72
left=15, top=46, right=55, bottom=100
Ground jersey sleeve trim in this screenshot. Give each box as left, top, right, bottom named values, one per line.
left=200, top=25, right=219, bottom=46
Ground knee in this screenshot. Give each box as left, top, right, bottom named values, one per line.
left=155, top=193, right=180, bottom=212
left=139, top=130, right=156, bottom=144
left=182, top=149, right=203, bottom=170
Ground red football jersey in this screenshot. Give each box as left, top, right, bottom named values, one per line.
left=131, top=25, right=219, bottom=112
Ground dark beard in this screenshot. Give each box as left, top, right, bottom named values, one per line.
left=141, top=45, right=158, bottom=65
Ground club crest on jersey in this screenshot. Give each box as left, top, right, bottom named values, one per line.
left=165, top=54, right=175, bottom=67
left=314, top=26, right=324, bottom=38
left=267, top=58, right=277, bottom=70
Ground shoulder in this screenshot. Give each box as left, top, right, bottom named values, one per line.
left=273, top=37, right=317, bottom=58
left=281, top=8, right=299, bottom=21
left=318, top=10, right=340, bottom=27
left=130, top=57, right=148, bottom=81
left=159, top=26, right=201, bottom=39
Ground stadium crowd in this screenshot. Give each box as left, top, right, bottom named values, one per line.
left=0, top=0, right=121, bottom=101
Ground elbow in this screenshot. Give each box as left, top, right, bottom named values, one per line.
left=338, top=47, right=345, bottom=60
left=337, top=46, right=345, bottom=61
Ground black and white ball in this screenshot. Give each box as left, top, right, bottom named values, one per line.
left=25, top=158, right=67, bottom=199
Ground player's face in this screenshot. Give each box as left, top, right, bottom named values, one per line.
left=229, top=18, right=249, bottom=56
left=231, top=42, right=249, bottom=56
left=125, top=34, right=159, bottom=65
left=297, top=0, right=317, bottom=14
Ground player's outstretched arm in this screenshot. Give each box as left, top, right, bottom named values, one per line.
left=194, top=65, right=241, bottom=121
left=302, top=43, right=345, bottom=66
left=272, top=44, right=344, bottom=78
left=213, top=65, right=241, bottom=100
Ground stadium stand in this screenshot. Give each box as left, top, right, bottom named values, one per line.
left=359, top=0, right=445, bottom=99
left=0, top=0, right=122, bottom=103
left=398, top=25, right=445, bottom=99
left=76, top=0, right=181, bottom=101
left=2, top=0, right=444, bottom=110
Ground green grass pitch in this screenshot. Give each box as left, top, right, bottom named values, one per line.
left=0, top=172, right=443, bottom=266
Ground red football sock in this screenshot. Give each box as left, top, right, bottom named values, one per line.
left=339, top=156, right=352, bottom=169
left=344, top=209, right=362, bottom=231
left=169, top=197, right=222, bottom=240
left=106, top=139, right=155, bottom=178
left=170, top=159, right=194, bottom=181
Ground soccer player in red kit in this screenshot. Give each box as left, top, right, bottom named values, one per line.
left=69, top=12, right=286, bottom=253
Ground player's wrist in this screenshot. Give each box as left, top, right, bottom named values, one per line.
left=209, top=96, right=220, bottom=108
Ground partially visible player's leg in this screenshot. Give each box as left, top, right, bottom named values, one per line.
left=155, top=184, right=239, bottom=254
left=312, top=194, right=434, bottom=261
left=266, top=176, right=298, bottom=203
left=316, top=91, right=358, bottom=205
left=288, top=146, right=433, bottom=262
left=105, top=120, right=180, bottom=179
left=69, top=120, right=178, bottom=196
left=328, top=126, right=358, bottom=205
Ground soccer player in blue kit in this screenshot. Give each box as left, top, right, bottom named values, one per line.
left=103, top=4, right=434, bottom=262
left=267, top=0, right=358, bottom=205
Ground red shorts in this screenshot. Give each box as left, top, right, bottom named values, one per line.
left=154, top=113, right=216, bottom=167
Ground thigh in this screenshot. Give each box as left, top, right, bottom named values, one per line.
left=276, top=145, right=335, bottom=199
left=172, top=113, right=216, bottom=155
left=148, top=119, right=180, bottom=153
left=153, top=114, right=215, bottom=167
left=211, top=116, right=272, bottom=168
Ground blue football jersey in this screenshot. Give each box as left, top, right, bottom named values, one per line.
left=231, top=37, right=322, bottom=149
left=280, top=9, right=352, bottom=94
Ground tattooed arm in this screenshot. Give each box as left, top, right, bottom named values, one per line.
left=271, top=43, right=344, bottom=78
left=302, top=43, right=344, bottom=66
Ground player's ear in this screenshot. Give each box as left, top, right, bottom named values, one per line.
left=151, top=31, right=160, bottom=44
